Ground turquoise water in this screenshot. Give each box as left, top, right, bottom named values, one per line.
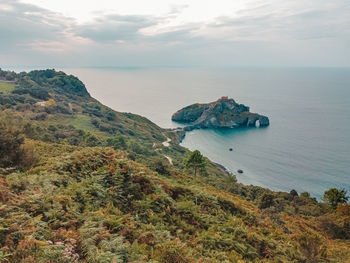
left=64, top=67, right=350, bottom=199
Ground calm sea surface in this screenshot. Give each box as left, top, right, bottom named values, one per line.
left=63, top=67, right=350, bottom=199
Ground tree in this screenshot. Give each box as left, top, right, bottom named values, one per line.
left=322, top=188, right=348, bottom=208
left=184, top=150, right=206, bottom=177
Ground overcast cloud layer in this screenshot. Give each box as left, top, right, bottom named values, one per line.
left=1, top=0, right=349, bottom=67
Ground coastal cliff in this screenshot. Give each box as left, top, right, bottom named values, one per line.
left=172, top=96, right=269, bottom=133
left=1, top=70, right=349, bottom=262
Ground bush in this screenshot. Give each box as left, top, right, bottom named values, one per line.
left=300, top=192, right=310, bottom=198
left=258, top=193, right=275, bottom=209
left=319, top=204, right=350, bottom=239
left=296, top=233, right=327, bottom=262
left=19, top=140, right=39, bottom=169
left=148, top=156, right=172, bottom=175
left=323, top=188, right=349, bottom=208
left=107, top=135, right=127, bottom=150
left=0, top=120, right=38, bottom=169
left=290, top=189, right=298, bottom=198
left=105, top=110, right=116, bottom=121
left=337, top=202, right=350, bottom=216
left=0, top=119, right=24, bottom=167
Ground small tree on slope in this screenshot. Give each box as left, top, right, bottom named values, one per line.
left=184, top=150, right=206, bottom=177
left=322, top=188, right=349, bottom=209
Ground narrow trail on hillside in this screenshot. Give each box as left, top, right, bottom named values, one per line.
left=163, top=155, right=173, bottom=165
left=162, top=137, right=171, bottom=147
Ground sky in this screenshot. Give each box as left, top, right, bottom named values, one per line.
left=0, top=0, right=349, bottom=68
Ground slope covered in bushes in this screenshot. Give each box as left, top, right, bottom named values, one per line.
left=1, top=144, right=350, bottom=262
left=0, top=69, right=349, bottom=262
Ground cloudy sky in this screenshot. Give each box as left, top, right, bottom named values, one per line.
left=1, top=0, right=349, bottom=68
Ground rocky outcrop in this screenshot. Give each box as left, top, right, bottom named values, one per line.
left=172, top=97, right=269, bottom=135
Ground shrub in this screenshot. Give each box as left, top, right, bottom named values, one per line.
left=322, top=188, right=349, bottom=208
left=19, top=140, right=39, bottom=169
left=105, top=110, right=116, bottom=121
left=258, top=193, right=275, bottom=209
left=0, top=119, right=24, bottom=167
left=0, top=119, right=39, bottom=169
left=148, top=156, right=172, bottom=175
left=296, top=233, right=327, bottom=262
left=337, top=202, right=350, bottom=216
left=300, top=192, right=310, bottom=198
left=107, top=135, right=127, bottom=150
left=290, top=189, right=298, bottom=198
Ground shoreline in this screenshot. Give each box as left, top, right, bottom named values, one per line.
left=212, top=161, right=231, bottom=176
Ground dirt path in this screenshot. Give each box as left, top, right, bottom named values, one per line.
left=162, top=137, right=171, bottom=147
left=163, top=155, right=173, bottom=165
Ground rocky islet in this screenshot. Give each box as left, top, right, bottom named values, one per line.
left=172, top=96, right=269, bottom=141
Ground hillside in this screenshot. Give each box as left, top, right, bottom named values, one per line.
left=0, top=69, right=190, bottom=168
left=0, top=69, right=350, bottom=262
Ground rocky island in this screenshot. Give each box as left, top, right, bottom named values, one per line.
left=172, top=96, right=269, bottom=138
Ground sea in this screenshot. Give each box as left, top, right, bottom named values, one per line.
left=14, top=66, right=350, bottom=199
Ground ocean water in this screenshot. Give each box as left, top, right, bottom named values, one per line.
left=64, top=67, right=350, bottom=199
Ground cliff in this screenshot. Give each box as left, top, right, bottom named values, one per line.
left=172, top=96, right=269, bottom=131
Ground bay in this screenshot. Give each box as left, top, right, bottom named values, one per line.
left=64, top=67, right=350, bottom=199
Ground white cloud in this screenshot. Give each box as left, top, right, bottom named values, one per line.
left=0, top=0, right=349, bottom=67
left=0, top=3, right=14, bottom=11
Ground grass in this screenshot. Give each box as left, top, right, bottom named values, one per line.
left=49, top=114, right=107, bottom=137
left=56, top=114, right=95, bottom=131
left=0, top=81, right=14, bottom=94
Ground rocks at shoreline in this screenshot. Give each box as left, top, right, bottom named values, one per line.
left=171, top=97, right=269, bottom=142
left=213, top=162, right=231, bottom=175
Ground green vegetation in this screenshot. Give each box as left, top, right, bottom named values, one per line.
left=0, top=82, right=14, bottom=94
left=0, top=119, right=24, bottom=167
left=323, top=188, right=349, bottom=208
left=184, top=150, right=207, bottom=176
left=0, top=119, right=37, bottom=169
left=0, top=68, right=350, bottom=262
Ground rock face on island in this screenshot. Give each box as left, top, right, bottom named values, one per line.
left=172, top=96, right=269, bottom=131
